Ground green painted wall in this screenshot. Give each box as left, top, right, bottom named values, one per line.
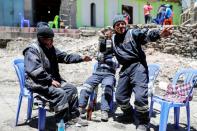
left=138, top=0, right=144, bottom=23
left=76, top=0, right=82, bottom=27
left=118, top=0, right=123, bottom=14
left=104, top=0, right=108, bottom=27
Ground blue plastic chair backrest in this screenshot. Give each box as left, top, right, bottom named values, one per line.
left=148, top=64, right=160, bottom=83
left=13, top=59, right=28, bottom=95
left=171, top=68, right=197, bottom=97
left=171, top=68, right=197, bottom=85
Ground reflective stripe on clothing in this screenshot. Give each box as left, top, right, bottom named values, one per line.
left=80, top=83, right=94, bottom=93
left=135, top=104, right=149, bottom=113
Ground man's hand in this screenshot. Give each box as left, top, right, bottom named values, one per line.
left=160, top=26, right=173, bottom=38
left=105, top=30, right=113, bottom=39
left=82, top=56, right=92, bottom=62
left=52, top=80, right=61, bottom=88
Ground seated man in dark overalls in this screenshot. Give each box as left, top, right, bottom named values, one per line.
left=23, top=22, right=91, bottom=125
left=78, top=27, right=119, bottom=122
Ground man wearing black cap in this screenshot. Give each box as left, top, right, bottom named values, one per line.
left=23, top=22, right=91, bottom=125
left=112, top=15, right=172, bottom=131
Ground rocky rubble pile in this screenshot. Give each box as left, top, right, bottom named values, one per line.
left=140, top=24, right=197, bottom=58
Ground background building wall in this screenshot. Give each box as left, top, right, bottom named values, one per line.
left=77, top=0, right=104, bottom=27
left=60, top=0, right=77, bottom=28
left=0, top=0, right=3, bottom=26
left=181, top=0, right=192, bottom=10
left=0, top=0, right=24, bottom=26
left=105, top=0, right=119, bottom=27
left=24, top=0, right=33, bottom=26
left=76, top=0, right=181, bottom=28
left=0, top=0, right=182, bottom=27
left=122, top=0, right=139, bottom=24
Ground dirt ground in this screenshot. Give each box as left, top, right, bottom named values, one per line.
left=0, top=35, right=197, bottom=131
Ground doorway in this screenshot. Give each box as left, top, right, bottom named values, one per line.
left=33, top=0, right=61, bottom=26
left=122, top=5, right=133, bottom=24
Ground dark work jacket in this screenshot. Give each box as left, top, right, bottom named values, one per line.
left=23, top=41, right=83, bottom=90
left=95, top=53, right=119, bottom=75
left=112, top=28, right=160, bottom=72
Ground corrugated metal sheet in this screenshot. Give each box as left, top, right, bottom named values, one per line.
left=0, top=0, right=24, bottom=26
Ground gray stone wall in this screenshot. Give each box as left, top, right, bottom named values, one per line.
left=59, top=0, right=76, bottom=28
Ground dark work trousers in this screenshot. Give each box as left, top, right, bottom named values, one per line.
left=115, top=62, right=149, bottom=124
left=79, top=73, right=115, bottom=111
left=145, top=14, right=151, bottom=24
left=32, top=81, right=79, bottom=122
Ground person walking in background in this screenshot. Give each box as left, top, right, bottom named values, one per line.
left=144, top=1, right=153, bottom=24
left=111, top=15, right=172, bottom=131
left=152, top=4, right=166, bottom=25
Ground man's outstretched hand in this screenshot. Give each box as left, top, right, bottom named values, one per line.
left=160, top=26, right=173, bottom=38
left=82, top=56, right=92, bottom=62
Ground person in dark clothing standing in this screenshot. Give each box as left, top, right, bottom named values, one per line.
left=23, top=22, right=91, bottom=124
left=112, top=15, right=172, bottom=131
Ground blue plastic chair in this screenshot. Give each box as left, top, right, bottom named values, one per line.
left=13, top=59, right=33, bottom=126
left=149, top=68, right=197, bottom=131
left=148, top=64, right=160, bottom=96
left=19, top=13, right=30, bottom=28
left=13, top=58, right=48, bottom=131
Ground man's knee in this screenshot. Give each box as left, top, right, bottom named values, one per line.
left=64, top=83, right=78, bottom=95
left=79, top=83, right=94, bottom=98
left=80, top=83, right=94, bottom=93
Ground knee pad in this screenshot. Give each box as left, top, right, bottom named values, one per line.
left=80, top=83, right=94, bottom=93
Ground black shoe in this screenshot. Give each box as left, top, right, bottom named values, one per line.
left=116, top=112, right=134, bottom=123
